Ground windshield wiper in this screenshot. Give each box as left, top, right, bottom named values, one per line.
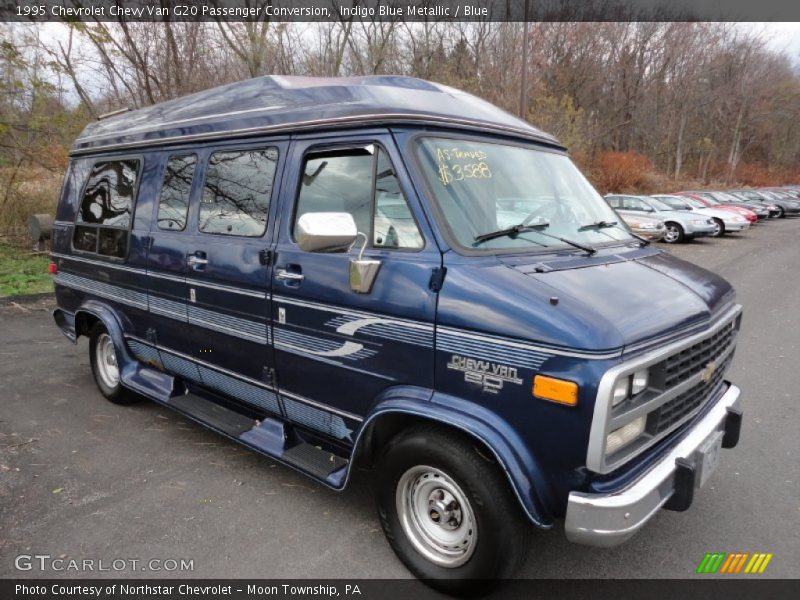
left=579, top=220, right=651, bottom=247
left=475, top=220, right=596, bottom=255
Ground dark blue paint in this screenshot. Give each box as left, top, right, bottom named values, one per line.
left=51, top=76, right=739, bottom=529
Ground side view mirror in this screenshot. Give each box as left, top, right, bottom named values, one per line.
left=349, top=233, right=382, bottom=294
left=296, top=212, right=357, bottom=253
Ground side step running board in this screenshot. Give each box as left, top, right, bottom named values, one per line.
left=169, top=393, right=256, bottom=437
left=164, top=393, right=349, bottom=487
left=282, top=443, right=349, bottom=479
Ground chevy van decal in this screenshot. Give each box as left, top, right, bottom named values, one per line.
left=446, top=354, right=524, bottom=394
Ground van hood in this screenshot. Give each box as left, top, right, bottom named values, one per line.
left=438, top=248, right=734, bottom=353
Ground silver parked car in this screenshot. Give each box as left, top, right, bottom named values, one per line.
left=652, top=194, right=751, bottom=237
left=605, top=194, right=716, bottom=243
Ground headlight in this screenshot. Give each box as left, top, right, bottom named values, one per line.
left=631, top=369, right=649, bottom=394
left=691, top=219, right=704, bottom=225
left=638, top=222, right=656, bottom=230
left=612, top=378, right=630, bottom=406
left=612, top=369, right=649, bottom=406
left=606, top=415, right=646, bottom=455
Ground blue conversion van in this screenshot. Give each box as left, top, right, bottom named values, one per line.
left=51, top=76, right=742, bottom=593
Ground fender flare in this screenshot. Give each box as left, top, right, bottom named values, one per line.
left=349, top=386, right=554, bottom=529
left=74, top=301, right=139, bottom=379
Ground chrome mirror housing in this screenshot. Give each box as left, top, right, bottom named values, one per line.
left=296, top=212, right=358, bottom=253
left=349, top=232, right=382, bottom=294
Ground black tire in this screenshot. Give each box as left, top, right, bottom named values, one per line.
left=777, top=206, right=785, bottom=218
left=663, top=222, right=685, bottom=244
left=376, top=425, right=531, bottom=596
left=88, top=322, right=138, bottom=405
left=711, top=218, right=725, bottom=237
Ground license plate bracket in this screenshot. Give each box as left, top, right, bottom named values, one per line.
left=695, top=430, right=724, bottom=488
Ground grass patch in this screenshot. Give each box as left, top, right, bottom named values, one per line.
left=0, top=243, right=53, bottom=297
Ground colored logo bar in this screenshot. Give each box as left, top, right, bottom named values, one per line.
left=697, top=552, right=773, bottom=574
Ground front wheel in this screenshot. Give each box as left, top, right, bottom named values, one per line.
left=777, top=206, right=785, bottom=218
left=711, top=218, right=725, bottom=237
left=376, top=426, right=531, bottom=596
left=663, top=222, right=684, bottom=243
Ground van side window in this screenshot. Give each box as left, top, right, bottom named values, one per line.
left=294, top=147, right=423, bottom=250
left=157, top=154, right=196, bottom=231
left=74, top=159, right=140, bottom=258
left=199, top=148, right=278, bottom=237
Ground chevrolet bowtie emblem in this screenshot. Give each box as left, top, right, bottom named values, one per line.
left=700, top=360, right=717, bottom=384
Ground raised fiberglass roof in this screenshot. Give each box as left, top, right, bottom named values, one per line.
left=72, top=75, right=561, bottom=155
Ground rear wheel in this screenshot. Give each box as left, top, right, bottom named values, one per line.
left=711, top=218, right=725, bottom=237
left=376, top=425, right=531, bottom=596
left=663, top=222, right=684, bottom=243
left=89, top=323, right=138, bottom=405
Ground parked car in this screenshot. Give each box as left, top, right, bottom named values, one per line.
left=705, top=190, right=775, bottom=219
left=732, top=189, right=800, bottom=218
left=48, top=75, right=743, bottom=593
left=692, top=191, right=770, bottom=220
left=775, top=187, right=800, bottom=199
left=605, top=194, right=715, bottom=243
left=725, top=190, right=783, bottom=217
left=652, top=195, right=750, bottom=237
left=674, top=191, right=759, bottom=223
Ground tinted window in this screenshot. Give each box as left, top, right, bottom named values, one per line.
left=199, top=148, right=277, bottom=237
left=157, top=155, right=196, bottom=231
left=73, top=159, right=140, bottom=258
left=77, top=160, right=139, bottom=228
left=294, top=147, right=423, bottom=250
left=607, top=197, right=622, bottom=208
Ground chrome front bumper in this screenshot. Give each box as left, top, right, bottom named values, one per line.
left=565, top=383, right=741, bottom=547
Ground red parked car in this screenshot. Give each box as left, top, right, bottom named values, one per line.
left=673, top=192, right=758, bottom=223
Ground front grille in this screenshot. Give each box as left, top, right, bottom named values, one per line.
left=663, top=322, right=735, bottom=389
left=649, top=353, right=732, bottom=434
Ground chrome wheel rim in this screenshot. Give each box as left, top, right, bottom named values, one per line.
left=396, top=465, right=477, bottom=568
left=95, top=333, right=119, bottom=388
left=664, top=226, right=679, bottom=243
left=713, top=221, right=722, bottom=236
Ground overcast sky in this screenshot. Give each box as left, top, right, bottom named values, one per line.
left=746, top=22, right=800, bottom=65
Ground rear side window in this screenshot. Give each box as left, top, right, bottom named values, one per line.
left=199, top=148, right=278, bottom=237
left=74, top=159, right=140, bottom=258
left=157, top=154, right=196, bottom=231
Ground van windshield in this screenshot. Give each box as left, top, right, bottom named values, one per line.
left=415, top=137, right=632, bottom=251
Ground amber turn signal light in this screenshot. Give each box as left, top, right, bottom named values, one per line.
left=533, top=375, right=578, bottom=406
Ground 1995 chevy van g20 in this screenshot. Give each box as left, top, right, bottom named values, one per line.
left=51, top=76, right=743, bottom=592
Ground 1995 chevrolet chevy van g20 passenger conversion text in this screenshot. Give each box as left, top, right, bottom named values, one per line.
left=50, top=76, right=743, bottom=593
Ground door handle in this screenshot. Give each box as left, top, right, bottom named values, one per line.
left=187, top=252, right=208, bottom=270
left=275, top=269, right=304, bottom=282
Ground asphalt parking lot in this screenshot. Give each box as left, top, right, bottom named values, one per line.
left=1, top=219, right=798, bottom=580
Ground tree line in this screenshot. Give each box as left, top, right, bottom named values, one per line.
left=1, top=19, right=799, bottom=236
